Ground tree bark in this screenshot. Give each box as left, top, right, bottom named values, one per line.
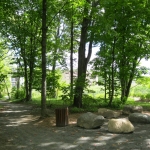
left=73, top=0, right=96, bottom=108
left=41, top=0, right=47, bottom=117
left=51, top=26, right=60, bottom=98
left=23, top=54, right=29, bottom=101
left=70, top=5, right=74, bottom=101
left=122, top=57, right=138, bottom=103
left=73, top=18, right=93, bottom=107
left=27, top=37, right=35, bottom=101
left=108, top=36, right=116, bottom=106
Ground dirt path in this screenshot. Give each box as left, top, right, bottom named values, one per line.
left=0, top=100, right=150, bottom=150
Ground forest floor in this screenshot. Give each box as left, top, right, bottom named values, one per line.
left=0, top=100, right=150, bottom=150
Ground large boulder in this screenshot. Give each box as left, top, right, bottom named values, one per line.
left=122, top=105, right=143, bottom=115
left=77, top=112, right=105, bottom=129
left=108, top=118, right=134, bottom=133
left=129, top=113, right=150, bottom=124
left=98, top=108, right=121, bottom=118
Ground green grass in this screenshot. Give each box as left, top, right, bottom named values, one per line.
left=8, top=96, right=150, bottom=113
left=5, top=83, right=150, bottom=113
left=130, top=85, right=150, bottom=99
left=84, top=85, right=105, bottom=98
left=125, top=98, right=150, bottom=110
left=128, top=85, right=150, bottom=110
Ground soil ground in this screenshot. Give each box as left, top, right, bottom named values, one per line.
left=0, top=100, right=150, bottom=150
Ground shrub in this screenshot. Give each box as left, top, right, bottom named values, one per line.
left=145, top=93, right=150, bottom=99
left=82, top=94, right=98, bottom=107
left=70, top=107, right=85, bottom=113
left=130, top=85, right=150, bottom=98
left=11, top=87, right=25, bottom=99
left=111, top=98, right=123, bottom=109
left=60, top=85, right=71, bottom=106
left=0, top=93, right=3, bottom=98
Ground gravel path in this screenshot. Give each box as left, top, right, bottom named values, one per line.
left=0, top=100, right=150, bottom=150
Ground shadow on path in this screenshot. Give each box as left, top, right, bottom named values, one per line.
left=0, top=100, right=150, bottom=150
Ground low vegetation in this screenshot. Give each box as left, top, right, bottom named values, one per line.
left=3, top=80, right=150, bottom=114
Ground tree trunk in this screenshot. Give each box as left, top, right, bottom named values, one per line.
left=27, top=42, right=33, bottom=101
left=73, top=16, right=93, bottom=107
left=120, top=27, right=126, bottom=103
left=16, top=65, right=20, bottom=99
left=73, top=0, right=97, bottom=108
left=16, top=77, right=20, bottom=99
left=28, top=81, right=32, bottom=101
left=4, top=78, right=10, bottom=100
left=51, top=63, right=56, bottom=98
left=24, top=57, right=29, bottom=101
left=122, top=57, right=138, bottom=103
left=51, top=26, right=60, bottom=98
left=70, top=6, right=74, bottom=102
left=41, top=0, right=47, bottom=117
left=108, top=73, right=111, bottom=104
left=108, top=36, right=116, bottom=106
left=104, top=72, right=107, bottom=101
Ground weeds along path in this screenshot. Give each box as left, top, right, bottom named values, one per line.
left=0, top=100, right=150, bottom=150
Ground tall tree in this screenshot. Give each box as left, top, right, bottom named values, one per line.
left=73, top=0, right=99, bottom=108
left=41, top=0, right=47, bottom=117
left=70, top=1, right=74, bottom=102
left=92, top=0, right=150, bottom=105
left=0, top=0, right=41, bottom=101
left=0, top=38, right=11, bottom=98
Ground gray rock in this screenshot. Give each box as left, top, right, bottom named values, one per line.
left=122, top=105, right=143, bottom=115
left=129, top=113, right=150, bottom=123
left=77, top=112, right=105, bottom=129
left=108, top=118, right=134, bottom=133
left=98, top=108, right=121, bottom=118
